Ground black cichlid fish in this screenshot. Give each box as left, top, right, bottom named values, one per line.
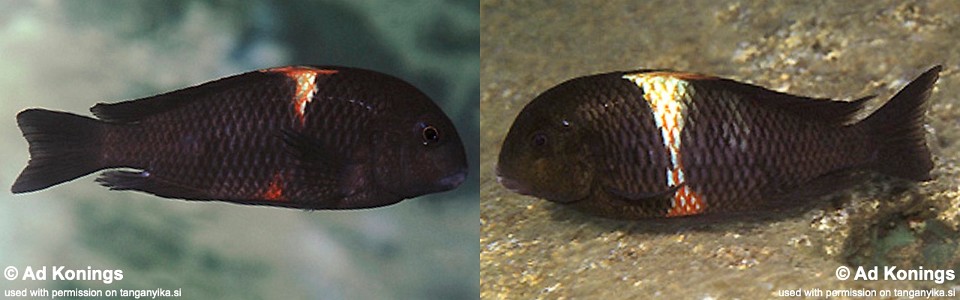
left=13, top=66, right=468, bottom=210
left=497, top=66, right=940, bottom=219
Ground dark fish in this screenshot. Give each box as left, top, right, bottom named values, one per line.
left=497, top=66, right=940, bottom=219
left=12, top=66, right=468, bottom=209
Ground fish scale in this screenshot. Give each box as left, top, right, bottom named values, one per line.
left=139, top=93, right=269, bottom=199
left=498, top=67, right=939, bottom=219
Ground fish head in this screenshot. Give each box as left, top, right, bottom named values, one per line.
left=371, top=83, right=468, bottom=199
left=497, top=81, right=594, bottom=204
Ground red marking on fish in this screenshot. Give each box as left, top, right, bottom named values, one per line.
left=261, top=171, right=286, bottom=201
left=667, top=185, right=703, bottom=217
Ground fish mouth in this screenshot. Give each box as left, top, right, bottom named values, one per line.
left=438, top=169, right=467, bottom=190
left=496, top=175, right=533, bottom=196
left=496, top=164, right=587, bottom=204
left=494, top=164, right=530, bottom=195
left=496, top=175, right=588, bottom=204
left=393, top=169, right=466, bottom=199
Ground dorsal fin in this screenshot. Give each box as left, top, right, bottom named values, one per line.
left=90, top=69, right=287, bottom=123
left=696, top=78, right=873, bottom=124
left=622, top=69, right=720, bottom=81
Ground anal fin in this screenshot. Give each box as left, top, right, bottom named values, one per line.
left=96, top=170, right=212, bottom=201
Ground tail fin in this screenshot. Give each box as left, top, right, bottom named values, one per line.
left=859, top=65, right=940, bottom=181
left=11, top=109, right=105, bottom=193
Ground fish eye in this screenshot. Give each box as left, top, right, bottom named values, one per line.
left=532, top=133, right=547, bottom=146
left=422, top=125, right=440, bottom=145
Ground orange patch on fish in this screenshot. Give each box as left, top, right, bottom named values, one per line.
left=667, top=185, right=704, bottom=217
left=261, top=171, right=286, bottom=201
left=622, top=72, right=706, bottom=216
left=261, top=66, right=339, bottom=126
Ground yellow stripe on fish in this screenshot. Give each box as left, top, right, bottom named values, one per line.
left=622, top=73, right=704, bottom=216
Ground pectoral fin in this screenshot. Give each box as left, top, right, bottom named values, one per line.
left=607, top=185, right=679, bottom=205
left=279, top=129, right=363, bottom=197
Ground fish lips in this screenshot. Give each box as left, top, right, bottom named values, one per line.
left=495, top=164, right=586, bottom=204
left=403, top=168, right=467, bottom=198
left=495, top=164, right=530, bottom=195
left=496, top=174, right=532, bottom=196
left=438, top=169, right=468, bottom=190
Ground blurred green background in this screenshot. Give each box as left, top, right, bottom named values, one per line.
left=0, top=1, right=478, bottom=299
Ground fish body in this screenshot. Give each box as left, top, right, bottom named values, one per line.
left=13, top=66, right=468, bottom=210
left=497, top=66, right=939, bottom=219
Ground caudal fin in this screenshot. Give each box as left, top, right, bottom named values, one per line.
left=860, top=65, right=940, bottom=181
left=11, top=109, right=104, bottom=193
